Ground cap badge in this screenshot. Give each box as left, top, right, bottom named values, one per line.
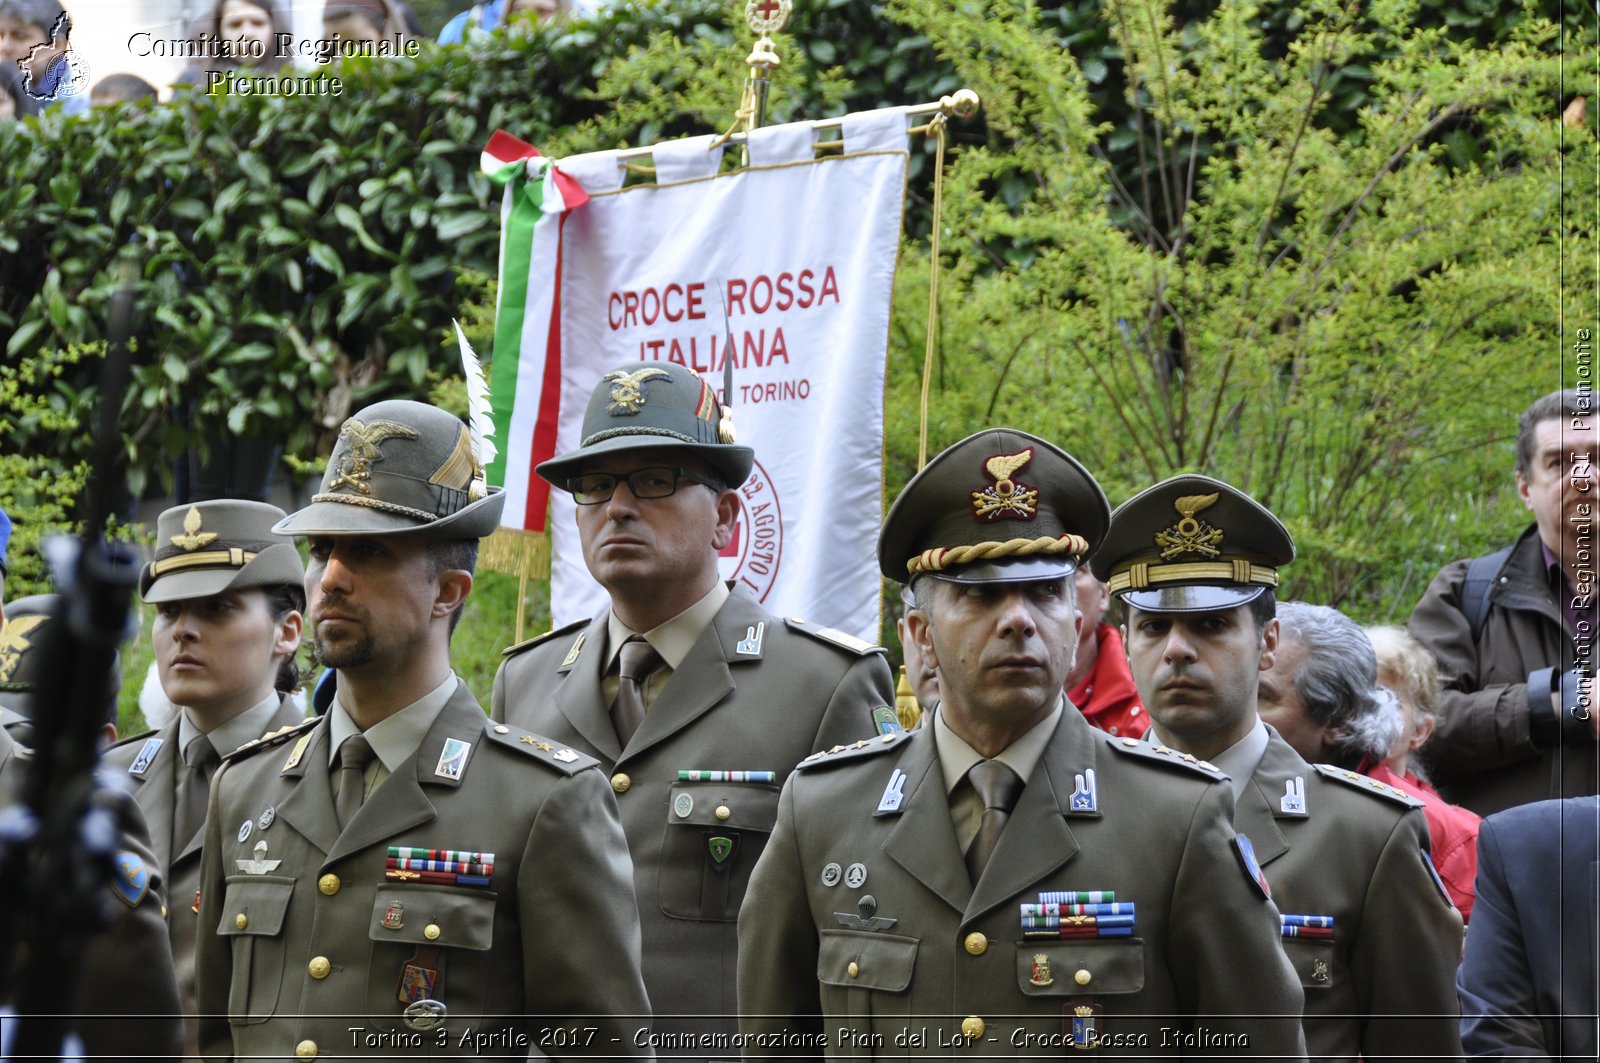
left=0, top=615, right=46, bottom=683
left=170, top=506, right=220, bottom=552
left=327, top=418, right=420, bottom=495
left=971, top=447, right=1039, bottom=522
left=603, top=367, right=671, bottom=416
left=1155, top=492, right=1224, bottom=559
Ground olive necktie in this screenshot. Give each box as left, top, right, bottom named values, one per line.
left=175, top=735, right=221, bottom=846
left=610, top=636, right=662, bottom=747
left=964, top=759, right=1024, bottom=882
left=334, top=735, right=375, bottom=830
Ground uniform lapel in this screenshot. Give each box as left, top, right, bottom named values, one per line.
left=325, top=684, right=483, bottom=866
left=274, top=719, right=340, bottom=857
left=177, top=695, right=306, bottom=865
left=1236, top=730, right=1303, bottom=868
left=553, top=613, right=623, bottom=762
left=882, top=728, right=973, bottom=914
left=966, top=710, right=1086, bottom=921
left=127, top=720, right=182, bottom=869
left=618, top=596, right=743, bottom=762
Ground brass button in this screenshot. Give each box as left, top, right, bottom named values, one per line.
left=424, top=923, right=441, bottom=941
left=963, top=932, right=988, bottom=956
left=234, top=913, right=248, bottom=930
left=1074, top=968, right=1091, bottom=986
left=847, top=961, right=859, bottom=978
left=295, top=1040, right=318, bottom=1060
left=160, top=904, right=169, bottom=919
left=318, top=874, right=341, bottom=896
left=611, top=773, right=631, bottom=793
left=715, top=805, right=732, bottom=821
left=960, top=1016, right=985, bottom=1040
left=308, top=956, right=331, bottom=980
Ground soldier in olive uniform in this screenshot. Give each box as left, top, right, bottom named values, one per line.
left=738, top=430, right=1306, bottom=1058
left=103, top=500, right=308, bottom=1058
left=194, top=400, right=650, bottom=1060
left=493, top=362, right=894, bottom=1049
left=1093, top=475, right=1464, bottom=1061
left=0, top=630, right=184, bottom=1059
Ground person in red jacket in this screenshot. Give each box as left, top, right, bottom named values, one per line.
left=1064, top=568, right=1149, bottom=738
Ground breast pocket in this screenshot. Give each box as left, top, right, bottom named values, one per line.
left=365, top=884, right=498, bottom=1023
left=1014, top=938, right=1146, bottom=997
left=657, top=781, right=779, bottom=921
left=818, top=929, right=919, bottom=1055
left=218, top=876, right=296, bottom=1024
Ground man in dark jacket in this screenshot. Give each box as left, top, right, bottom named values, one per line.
left=1408, top=389, right=1599, bottom=816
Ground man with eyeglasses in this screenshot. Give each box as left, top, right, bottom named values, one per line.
left=493, top=360, right=895, bottom=1055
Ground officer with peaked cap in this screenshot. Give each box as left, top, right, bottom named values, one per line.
left=194, top=400, right=651, bottom=1059
left=493, top=361, right=894, bottom=1052
left=100, top=500, right=307, bottom=1059
left=1095, top=474, right=1463, bottom=1060
left=2, top=594, right=123, bottom=747
left=738, top=430, right=1306, bottom=1057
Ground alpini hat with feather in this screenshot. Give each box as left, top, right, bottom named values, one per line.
left=878, top=428, right=1110, bottom=585
left=275, top=400, right=505, bottom=539
left=535, top=361, right=754, bottom=490
left=141, top=500, right=305, bottom=603
left=1090, top=474, right=1295, bottom=613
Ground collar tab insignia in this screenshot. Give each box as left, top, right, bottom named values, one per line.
left=875, top=768, right=908, bottom=815
left=1280, top=776, right=1307, bottom=815
left=1069, top=768, right=1099, bottom=814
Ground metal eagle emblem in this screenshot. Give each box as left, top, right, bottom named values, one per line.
left=326, top=418, right=419, bottom=494
left=169, top=506, right=219, bottom=552
left=0, top=615, right=47, bottom=684
left=971, top=447, right=1040, bottom=522
left=1154, top=492, right=1225, bottom=559
left=602, top=368, right=671, bottom=416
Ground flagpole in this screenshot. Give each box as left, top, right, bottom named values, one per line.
left=739, top=0, right=790, bottom=162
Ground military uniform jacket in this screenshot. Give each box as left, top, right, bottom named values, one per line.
left=0, top=727, right=184, bottom=1060
left=104, top=692, right=305, bottom=1056
left=194, top=682, right=652, bottom=1061
left=493, top=586, right=894, bottom=1043
left=737, top=708, right=1308, bottom=1059
left=1234, top=730, right=1464, bottom=1062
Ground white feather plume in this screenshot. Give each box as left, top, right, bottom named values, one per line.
left=454, top=318, right=497, bottom=467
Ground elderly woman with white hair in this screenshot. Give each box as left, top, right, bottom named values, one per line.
left=1257, top=601, right=1481, bottom=918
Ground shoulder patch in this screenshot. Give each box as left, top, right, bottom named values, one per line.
left=1312, top=764, right=1425, bottom=809
left=110, top=850, right=151, bottom=908
left=501, top=617, right=589, bottom=658
left=223, top=717, right=319, bottom=763
left=795, top=730, right=908, bottom=771
left=784, top=617, right=886, bottom=656
left=483, top=722, right=598, bottom=775
left=1107, top=736, right=1228, bottom=781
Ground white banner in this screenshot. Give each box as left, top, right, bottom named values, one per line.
left=541, top=108, right=910, bottom=639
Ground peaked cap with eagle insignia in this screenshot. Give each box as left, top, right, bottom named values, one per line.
left=535, top=361, right=754, bottom=490
left=275, top=400, right=505, bottom=539
left=878, top=428, right=1110, bottom=585
left=1090, top=474, right=1295, bottom=613
left=141, top=500, right=305, bottom=603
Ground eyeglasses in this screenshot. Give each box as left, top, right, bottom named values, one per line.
left=566, top=466, right=722, bottom=505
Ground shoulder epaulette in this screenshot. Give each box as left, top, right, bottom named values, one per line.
left=223, top=717, right=319, bottom=762
left=1107, top=736, right=1228, bottom=781
left=501, top=617, right=589, bottom=658
left=784, top=617, right=886, bottom=656
left=795, top=730, right=908, bottom=771
left=1313, top=764, right=1426, bottom=809
left=483, top=722, right=598, bottom=775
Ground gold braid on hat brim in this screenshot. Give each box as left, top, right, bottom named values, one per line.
left=906, top=534, right=1089, bottom=577
left=1107, top=559, right=1279, bottom=594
